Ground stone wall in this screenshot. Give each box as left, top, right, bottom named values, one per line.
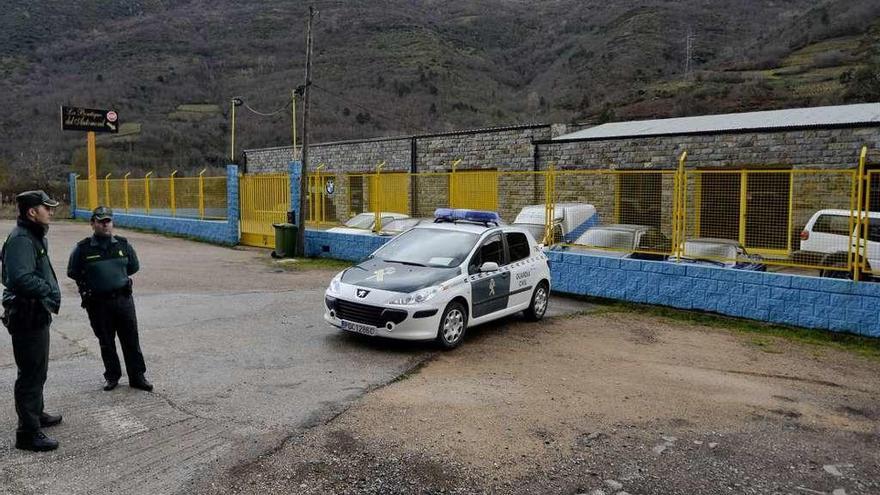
left=253, top=122, right=879, bottom=231
left=535, top=127, right=880, bottom=170
left=244, top=124, right=559, bottom=175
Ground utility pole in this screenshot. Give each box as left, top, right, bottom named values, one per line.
left=684, top=26, right=695, bottom=79
left=296, top=5, right=316, bottom=256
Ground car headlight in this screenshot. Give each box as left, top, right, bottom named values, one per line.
left=389, top=286, right=441, bottom=305
left=328, top=273, right=343, bottom=294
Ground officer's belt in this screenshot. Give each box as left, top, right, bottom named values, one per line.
left=93, top=285, right=132, bottom=298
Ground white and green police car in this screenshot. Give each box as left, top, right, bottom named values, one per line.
left=324, top=209, right=551, bottom=348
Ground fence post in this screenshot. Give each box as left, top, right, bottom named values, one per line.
left=198, top=168, right=207, bottom=219
left=543, top=164, right=556, bottom=245
left=69, top=173, right=78, bottom=219
left=672, top=151, right=688, bottom=260
left=373, top=161, right=385, bottom=232
left=313, top=163, right=326, bottom=224
left=104, top=173, right=112, bottom=207
left=145, top=171, right=153, bottom=214
left=854, top=145, right=868, bottom=281
left=170, top=170, right=178, bottom=217
left=124, top=172, right=131, bottom=213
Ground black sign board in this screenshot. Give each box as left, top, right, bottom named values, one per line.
left=60, top=106, right=119, bottom=133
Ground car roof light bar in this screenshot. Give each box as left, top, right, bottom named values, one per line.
left=433, top=208, right=501, bottom=226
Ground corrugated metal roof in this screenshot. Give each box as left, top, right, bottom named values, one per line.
left=554, top=103, right=880, bottom=141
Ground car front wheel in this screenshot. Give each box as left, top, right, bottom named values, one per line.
left=436, top=301, right=468, bottom=349
left=524, top=281, right=549, bottom=321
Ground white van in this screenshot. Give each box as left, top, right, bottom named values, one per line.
left=799, top=209, right=879, bottom=279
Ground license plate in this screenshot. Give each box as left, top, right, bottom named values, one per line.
left=340, top=320, right=376, bottom=336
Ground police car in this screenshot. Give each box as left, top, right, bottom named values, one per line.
left=324, top=209, right=551, bottom=349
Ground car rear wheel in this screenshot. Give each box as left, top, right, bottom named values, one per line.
left=524, top=281, right=549, bottom=321
left=436, top=301, right=468, bottom=349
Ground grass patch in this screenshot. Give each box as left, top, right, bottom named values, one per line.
left=586, top=300, right=880, bottom=361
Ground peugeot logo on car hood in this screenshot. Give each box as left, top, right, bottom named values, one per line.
left=357, top=289, right=370, bottom=298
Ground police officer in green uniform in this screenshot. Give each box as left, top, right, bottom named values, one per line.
left=67, top=206, right=152, bottom=392
left=2, top=190, right=63, bottom=452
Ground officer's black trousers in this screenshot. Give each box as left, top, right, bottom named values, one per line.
left=10, top=313, right=50, bottom=433
left=85, top=294, right=146, bottom=382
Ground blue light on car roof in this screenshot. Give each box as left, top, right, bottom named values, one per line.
left=434, top=208, right=455, bottom=220
left=433, top=208, right=501, bottom=225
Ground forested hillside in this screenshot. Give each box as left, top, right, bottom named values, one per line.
left=0, top=0, right=878, bottom=194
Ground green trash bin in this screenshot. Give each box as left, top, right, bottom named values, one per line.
left=272, top=223, right=298, bottom=258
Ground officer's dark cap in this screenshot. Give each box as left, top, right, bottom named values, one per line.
left=16, top=190, right=59, bottom=209
left=91, top=206, right=113, bottom=221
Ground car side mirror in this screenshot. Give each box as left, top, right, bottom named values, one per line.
left=480, top=262, right=499, bottom=272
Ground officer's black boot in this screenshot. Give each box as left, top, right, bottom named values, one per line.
left=39, top=412, right=62, bottom=427
left=129, top=375, right=153, bottom=392
left=15, top=431, right=59, bottom=452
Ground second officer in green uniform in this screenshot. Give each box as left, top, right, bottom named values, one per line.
left=67, top=207, right=152, bottom=392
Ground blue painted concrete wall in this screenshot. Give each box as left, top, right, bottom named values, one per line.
left=305, top=229, right=391, bottom=261
left=70, top=165, right=240, bottom=246
left=547, top=250, right=880, bottom=338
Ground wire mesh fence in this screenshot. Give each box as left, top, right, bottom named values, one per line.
left=73, top=148, right=877, bottom=281
left=76, top=175, right=228, bottom=219
left=551, top=169, right=676, bottom=257
left=680, top=169, right=858, bottom=272
left=860, top=170, right=879, bottom=277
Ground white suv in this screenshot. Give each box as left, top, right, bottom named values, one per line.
left=799, top=209, right=879, bottom=279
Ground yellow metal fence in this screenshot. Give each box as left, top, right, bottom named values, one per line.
left=305, top=169, right=504, bottom=229
left=295, top=150, right=876, bottom=278
left=77, top=174, right=227, bottom=219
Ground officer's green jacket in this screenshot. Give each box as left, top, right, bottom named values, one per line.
left=1, top=219, right=61, bottom=314
left=67, top=234, right=139, bottom=294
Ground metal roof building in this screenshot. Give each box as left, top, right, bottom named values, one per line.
left=555, top=103, right=880, bottom=141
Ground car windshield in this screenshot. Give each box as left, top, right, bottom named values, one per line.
left=344, top=214, right=375, bottom=229
left=372, top=228, right=479, bottom=267
left=684, top=241, right=737, bottom=259
left=576, top=228, right=635, bottom=249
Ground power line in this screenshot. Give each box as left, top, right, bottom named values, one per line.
left=237, top=97, right=293, bottom=117
left=311, top=83, right=421, bottom=129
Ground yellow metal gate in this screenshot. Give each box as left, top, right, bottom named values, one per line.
left=240, top=174, right=290, bottom=248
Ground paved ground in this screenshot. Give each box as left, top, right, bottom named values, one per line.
left=0, top=220, right=593, bottom=495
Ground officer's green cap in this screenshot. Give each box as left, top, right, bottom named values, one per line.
left=16, top=190, right=59, bottom=208
left=91, top=206, right=113, bottom=221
